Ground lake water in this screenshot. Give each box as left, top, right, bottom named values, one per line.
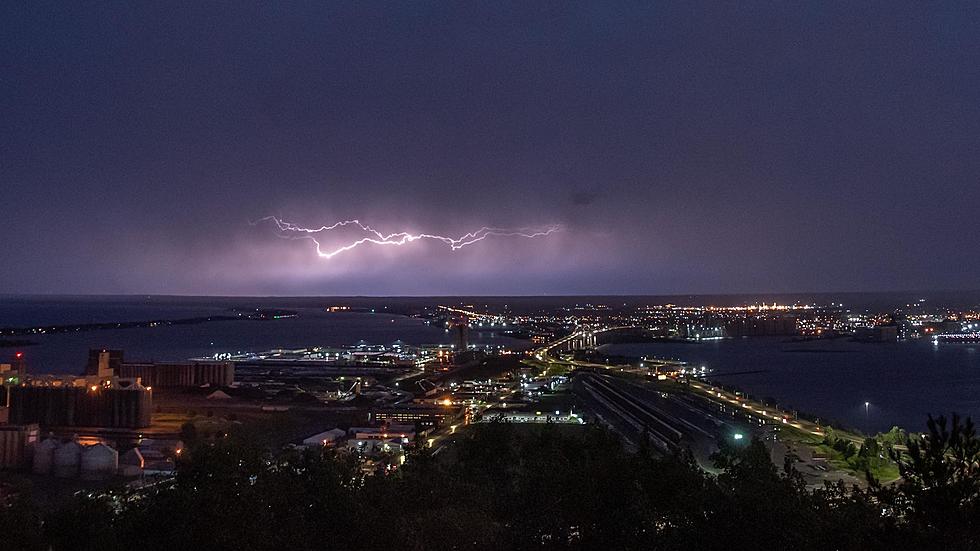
left=4, top=296, right=979, bottom=433
left=602, top=339, right=980, bottom=434
left=0, top=297, right=527, bottom=375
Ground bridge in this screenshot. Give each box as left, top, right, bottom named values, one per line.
left=436, top=305, right=507, bottom=325
left=533, top=325, right=639, bottom=359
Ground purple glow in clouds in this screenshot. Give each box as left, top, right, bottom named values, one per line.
left=255, top=216, right=562, bottom=260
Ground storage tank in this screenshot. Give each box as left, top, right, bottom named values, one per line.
left=53, top=439, right=82, bottom=478
left=118, top=448, right=144, bottom=477
left=81, top=443, right=118, bottom=480
left=32, top=438, right=59, bottom=475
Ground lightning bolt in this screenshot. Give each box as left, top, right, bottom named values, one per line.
left=254, top=216, right=562, bottom=259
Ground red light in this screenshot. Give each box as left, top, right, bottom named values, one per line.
left=15, top=352, right=23, bottom=359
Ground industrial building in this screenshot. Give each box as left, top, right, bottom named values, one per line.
left=8, top=384, right=152, bottom=428
left=0, top=349, right=233, bottom=434
left=724, top=316, right=798, bottom=337
left=118, top=361, right=234, bottom=388
left=86, top=349, right=124, bottom=377
left=454, top=318, right=469, bottom=352
left=301, top=428, right=347, bottom=447
left=0, top=423, right=39, bottom=469
left=90, top=349, right=235, bottom=388
left=369, top=405, right=460, bottom=430
left=0, top=351, right=28, bottom=379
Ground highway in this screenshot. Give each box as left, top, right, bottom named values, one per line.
left=527, top=325, right=637, bottom=369
left=681, top=379, right=872, bottom=447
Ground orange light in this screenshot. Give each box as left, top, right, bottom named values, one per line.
left=90, top=385, right=98, bottom=391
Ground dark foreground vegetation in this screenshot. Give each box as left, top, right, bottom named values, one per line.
left=2, top=415, right=979, bottom=550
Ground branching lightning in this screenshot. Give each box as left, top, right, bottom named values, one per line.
left=254, top=216, right=562, bottom=259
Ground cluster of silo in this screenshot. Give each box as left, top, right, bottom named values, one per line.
left=80, top=443, right=119, bottom=480
left=31, top=437, right=121, bottom=480
left=119, top=361, right=234, bottom=388
left=9, top=386, right=152, bottom=429
left=53, top=439, right=83, bottom=478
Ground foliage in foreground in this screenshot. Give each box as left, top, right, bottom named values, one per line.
left=2, top=414, right=980, bottom=550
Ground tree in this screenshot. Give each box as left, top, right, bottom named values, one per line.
left=43, top=494, right=119, bottom=551
left=0, top=492, right=45, bottom=551
left=26, top=414, right=980, bottom=551
left=878, top=414, right=980, bottom=550
left=179, top=420, right=197, bottom=444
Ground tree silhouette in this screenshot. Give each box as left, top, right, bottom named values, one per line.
left=878, top=414, right=980, bottom=550
left=6, top=413, right=980, bottom=550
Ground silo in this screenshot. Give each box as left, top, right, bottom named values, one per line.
left=118, top=448, right=145, bottom=477
left=53, top=439, right=82, bottom=478
left=81, top=443, right=118, bottom=480
left=32, top=438, right=59, bottom=475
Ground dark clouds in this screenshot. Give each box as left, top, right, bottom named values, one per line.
left=1, top=3, right=979, bottom=295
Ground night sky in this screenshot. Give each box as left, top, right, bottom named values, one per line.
left=3, top=3, right=979, bottom=296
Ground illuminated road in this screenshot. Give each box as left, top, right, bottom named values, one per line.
left=527, top=325, right=636, bottom=369
left=681, top=379, right=873, bottom=445
left=529, top=327, right=865, bottom=443
left=525, top=326, right=874, bottom=484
